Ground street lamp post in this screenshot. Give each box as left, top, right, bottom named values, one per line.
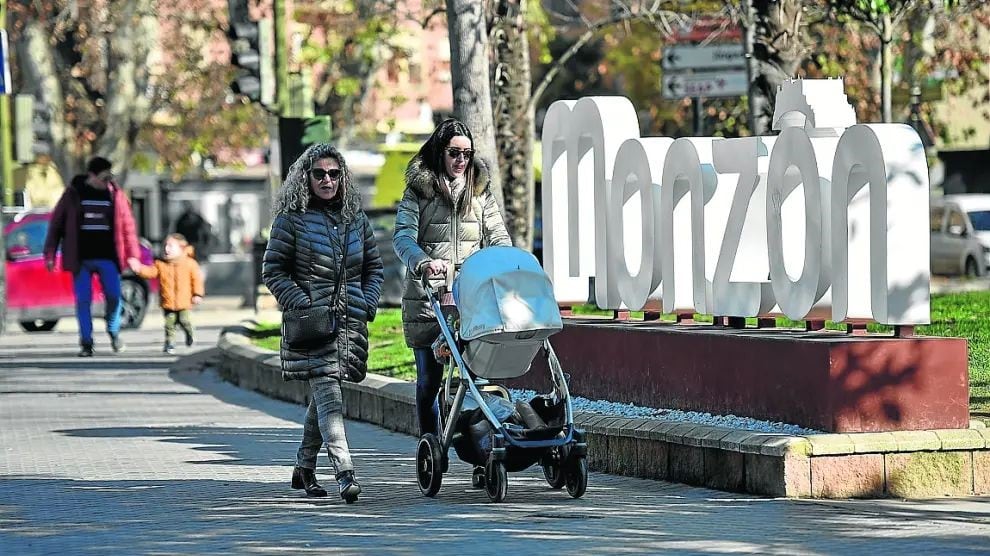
left=0, top=0, right=9, bottom=334
left=1, top=0, right=15, bottom=206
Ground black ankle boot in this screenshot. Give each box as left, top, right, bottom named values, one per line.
left=78, top=342, right=94, bottom=357
left=336, top=470, right=361, bottom=504
left=291, top=466, right=327, bottom=497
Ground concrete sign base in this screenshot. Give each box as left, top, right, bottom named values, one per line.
left=515, top=319, right=969, bottom=434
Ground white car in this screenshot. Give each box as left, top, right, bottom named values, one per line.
left=944, top=194, right=990, bottom=271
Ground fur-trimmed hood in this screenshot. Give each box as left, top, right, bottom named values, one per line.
left=403, top=155, right=492, bottom=201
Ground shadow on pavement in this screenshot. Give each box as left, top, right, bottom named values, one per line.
left=0, top=359, right=176, bottom=370
left=1, top=471, right=988, bottom=555
left=168, top=365, right=306, bottom=424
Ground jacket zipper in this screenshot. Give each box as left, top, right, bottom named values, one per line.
left=171, top=261, right=179, bottom=310
left=334, top=213, right=349, bottom=376
left=450, top=203, right=458, bottom=287
left=343, top=222, right=352, bottom=376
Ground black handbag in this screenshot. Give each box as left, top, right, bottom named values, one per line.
left=282, top=304, right=337, bottom=348
left=282, top=217, right=349, bottom=348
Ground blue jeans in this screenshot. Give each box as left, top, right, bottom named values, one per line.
left=414, top=347, right=445, bottom=437
left=73, top=259, right=122, bottom=345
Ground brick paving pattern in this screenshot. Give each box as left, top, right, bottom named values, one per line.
left=2, top=315, right=990, bottom=555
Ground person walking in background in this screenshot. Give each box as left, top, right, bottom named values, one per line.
left=262, top=143, right=384, bottom=502
left=174, top=200, right=212, bottom=280
left=129, top=233, right=204, bottom=354
left=44, top=156, right=141, bottom=357
left=392, top=118, right=511, bottom=439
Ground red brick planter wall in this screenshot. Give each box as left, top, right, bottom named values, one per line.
left=516, top=320, right=969, bottom=433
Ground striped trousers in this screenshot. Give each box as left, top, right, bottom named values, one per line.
left=296, top=377, right=353, bottom=476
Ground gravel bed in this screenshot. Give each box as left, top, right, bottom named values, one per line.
left=509, top=388, right=821, bottom=436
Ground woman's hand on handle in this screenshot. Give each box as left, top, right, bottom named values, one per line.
left=424, top=259, right=448, bottom=277
left=419, top=259, right=447, bottom=291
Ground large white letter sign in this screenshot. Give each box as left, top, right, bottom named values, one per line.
left=766, top=125, right=829, bottom=319
left=541, top=97, right=639, bottom=306
left=711, top=137, right=775, bottom=316
left=659, top=138, right=703, bottom=313
left=541, top=100, right=582, bottom=303
left=830, top=124, right=931, bottom=324
left=541, top=78, right=931, bottom=326
left=607, top=137, right=673, bottom=309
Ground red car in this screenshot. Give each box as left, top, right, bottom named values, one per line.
left=4, top=210, right=158, bottom=332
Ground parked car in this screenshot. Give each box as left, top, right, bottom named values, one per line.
left=930, top=198, right=989, bottom=277
left=4, top=209, right=158, bottom=332
left=943, top=194, right=990, bottom=272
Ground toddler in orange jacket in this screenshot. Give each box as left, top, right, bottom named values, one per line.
left=130, top=233, right=204, bottom=354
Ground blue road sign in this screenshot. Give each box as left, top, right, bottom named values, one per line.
left=1, top=29, right=12, bottom=94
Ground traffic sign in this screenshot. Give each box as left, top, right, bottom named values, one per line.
left=662, top=70, right=748, bottom=99
left=662, top=44, right=745, bottom=72
left=672, top=19, right=742, bottom=43
left=1, top=30, right=12, bottom=94
left=892, top=81, right=944, bottom=104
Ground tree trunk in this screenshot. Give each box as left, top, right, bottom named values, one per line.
left=880, top=12, right=894, bottom=123
left=15, top=21, right=76, bottom=180
left=13, top=3, right=158, bottom=181
left=94, top=0, right=158, bottom=179
left=492, top=0, right=533, bottom=249
left=749, top=0, right=807, bottom=134
left=328, top=1, right=384, bottom=148
left=445, top=0, right=503, bottom=209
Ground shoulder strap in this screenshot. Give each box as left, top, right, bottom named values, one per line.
left=479, top=193, right=487, bottom=248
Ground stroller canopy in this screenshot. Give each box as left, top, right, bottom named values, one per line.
left=453, top=246, right=563, bottom=342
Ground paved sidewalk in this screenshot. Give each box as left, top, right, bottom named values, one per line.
left=2, top=323, right=990, bottom=555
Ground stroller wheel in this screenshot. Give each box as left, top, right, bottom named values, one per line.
left=542, top=461, right=566, bottom=489
left=485, top=460, right=508, bottom=503
left=416, top=434, right=444, bottom=497
left=542, top=448, right=566, bottom=490
left=565, top=458, right=588, bottom=499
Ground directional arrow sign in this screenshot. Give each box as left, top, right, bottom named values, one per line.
left=662, top=70, right=748, bottom=99
left=662, top=44, right=745, bottom=72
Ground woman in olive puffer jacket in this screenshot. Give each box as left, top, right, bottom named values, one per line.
left=263, top=143, right=384, bottom=503
left=392, top=118, right=511, bottom=439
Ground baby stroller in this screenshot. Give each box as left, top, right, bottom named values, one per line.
left=415, top=246, right=588, bottom=503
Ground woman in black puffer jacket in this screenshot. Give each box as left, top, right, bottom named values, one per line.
left=262, top=143, right=384, bottom=502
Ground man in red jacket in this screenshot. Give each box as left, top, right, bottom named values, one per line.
left=44, top=157, right=141, bottom=357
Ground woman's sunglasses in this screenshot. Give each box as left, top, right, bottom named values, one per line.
left=309, top=168, right=342, bottom=181
left=445, top=148, right=474, bottom=161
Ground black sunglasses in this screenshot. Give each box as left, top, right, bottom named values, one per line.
left=445, top=148, right=474, bottom=161
left=309, top=168, right=342, bottom=181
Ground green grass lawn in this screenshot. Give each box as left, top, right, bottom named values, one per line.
left=252, top=291, right=990, bottom=420
left=253, top=309, right=416, bottom=381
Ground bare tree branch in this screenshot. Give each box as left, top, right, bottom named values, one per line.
left=529, top=5, right=684, bottom=112
left=421, top=6, right=446, bottom=28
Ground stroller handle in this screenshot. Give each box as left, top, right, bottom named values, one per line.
left=419, top=262, right=460, bottom=294
left=419, top=268, right=445, bottom=292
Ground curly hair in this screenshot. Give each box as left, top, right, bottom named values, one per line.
left=414, top=118, right=477, bottom=188
left=271, top=143, right=361, bottom=222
